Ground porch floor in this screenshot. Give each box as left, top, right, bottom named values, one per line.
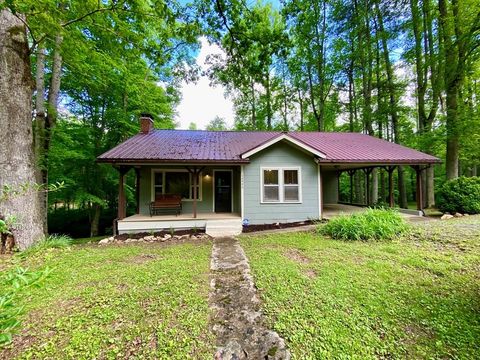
left=118, top=212, right=243, bottom=237
left=121, top=212, right=241, bottom=222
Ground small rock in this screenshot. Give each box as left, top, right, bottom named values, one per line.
left=108, top=236, right=114, bottom=241
left=164, top=234, right=172, bottom=240
left=99, top=238, right=109, bottom=245
left=125, top=238, right=134, bottom=243
left=179, top=235, right=190, bottom=241
left=441, top=214, right=454, bottom=220
left=454, top=213, right=463, bottom=217
left=173, top=235, right=181, bottom=239
left=464, top=213, right=470, bottom=216
left=144, top=235, right=155, bottom=241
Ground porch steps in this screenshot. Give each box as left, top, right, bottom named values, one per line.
left=206, top=219, right=243, bottom=238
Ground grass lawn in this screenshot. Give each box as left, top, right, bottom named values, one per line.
left=241, top=217, right=480, bottom=359
left=0, top=240, right=214, bottom=359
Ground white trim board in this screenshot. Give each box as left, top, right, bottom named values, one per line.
left=241, top=134, right=326, bottom=159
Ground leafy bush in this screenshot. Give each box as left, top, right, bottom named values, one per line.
left=437, top=176, right=480, bottom=214
left=319, top=208, right=409, bottom=241
left=0, top=267, right=51, bottom=347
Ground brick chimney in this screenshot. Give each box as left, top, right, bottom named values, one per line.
left=139, top=113, right=154, bottom=134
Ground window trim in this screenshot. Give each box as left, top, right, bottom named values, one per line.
left=151, top=169, right=202, bottom=202
left=260, top=167, right=302, bottom=204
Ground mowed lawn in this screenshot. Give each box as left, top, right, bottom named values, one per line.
left=241, top=217, right=480, bottom=359
left=0, top=240, right=214, bottom=359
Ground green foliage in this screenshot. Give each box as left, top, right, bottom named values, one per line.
left=0, top=267, right=51, bottom=347
left=319, top=208, right=409, bottom=241
left=205, top=116, right=228, bottom=131
left=241, top=217, right=480, bottom=358
left=437, top=176, right=480, bottom=214
left=19, top=235, right=72, bottom=259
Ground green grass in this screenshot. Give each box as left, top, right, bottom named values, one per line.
left=241, top=216, right=480, bottom=359
left=0, top=240, right=214, bottom=359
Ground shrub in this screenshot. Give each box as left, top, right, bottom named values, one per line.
left=319, top=208, right=409, bottom=241
left=437, top=176, right=480, bottom=214
left=0, top=267, right=51, bottom=347
left=19, top=234, right=72, bottom=258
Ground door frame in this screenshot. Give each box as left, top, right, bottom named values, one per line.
left=212, top=169, right=234, bottom=213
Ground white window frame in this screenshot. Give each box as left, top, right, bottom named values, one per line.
left=151, top=169, right=202, bottom=202
left=260, top=167, right=302, bottom=204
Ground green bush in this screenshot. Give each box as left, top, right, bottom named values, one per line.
left=0, top=267, right=51, bottom=347
left=19, top=235, right=72, bottom=258
left=437, top=176, right=480, bottom=214
left=319, top=208, right=409, bottom=241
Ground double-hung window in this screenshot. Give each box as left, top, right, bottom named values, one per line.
left=261, top=167, right=301, bottom=203
left=152, top=170, right=202, bottom=201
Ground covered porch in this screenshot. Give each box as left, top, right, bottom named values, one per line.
left=320, top=162, right=433, bottom=217
left=114, top=163, right=243, bottom=235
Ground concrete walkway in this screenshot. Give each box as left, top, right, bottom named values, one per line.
left=209, top=237, right=290, bottom=359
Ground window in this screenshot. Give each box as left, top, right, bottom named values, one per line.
left=152, top=170, right=202, bottom=201
left=263, top=169, right=279, bottom=201
left=283, top=170, right=299, bottom=201
left=261, top=167, right=301, bottom=203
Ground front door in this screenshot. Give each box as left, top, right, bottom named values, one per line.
left=214, top=171, right=232, bottom=213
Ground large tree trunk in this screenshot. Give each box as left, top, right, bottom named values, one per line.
left=0, top=9, right=44, bottom=249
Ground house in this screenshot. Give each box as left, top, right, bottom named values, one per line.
left=97, top=115, right=440, bottom=235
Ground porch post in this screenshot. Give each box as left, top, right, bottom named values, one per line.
left=117, top=166, right=130, bottom=220
left=134, top=167, right=140, bottom=214
left=193, top=169, right=198, bottom=218
left=414, top=166, right=423, bottom=212
left=240, top=165, right=245, bottom=220
left=387, top=166, right=396, bottom=208
left=363, top=168, right=373, bottom=206
left=348, top=170, right=355, bottom=204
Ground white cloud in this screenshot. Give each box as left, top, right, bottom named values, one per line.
left=175, top=37, right=235, bottom=130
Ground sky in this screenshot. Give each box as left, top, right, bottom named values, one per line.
left=175, top=37, right=235, bottom=130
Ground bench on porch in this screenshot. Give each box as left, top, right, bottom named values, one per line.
left=149, top=194, right=182, bottom=216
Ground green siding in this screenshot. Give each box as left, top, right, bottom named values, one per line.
left=243, top=142, right=320, bottom=224
left=138, top=165, right=238, bottom=216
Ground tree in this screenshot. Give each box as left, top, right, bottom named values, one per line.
left=0, top=8, right=44, bottom=249
left=189, top=122, right=198, bottom=130
left=206, top=116, right=228, bottom=130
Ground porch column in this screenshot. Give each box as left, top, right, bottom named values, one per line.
left=240, top=165, right=245, bottom=220
left=186, top=166, right=205, bottom=219
left=363, top=168, right=373, bottom=206
left=387, top=166, right=396, bottom=208
left=134, top=167, right=141, bottom=214
left=414, top=166, right=424, bottom=212
left=193, top=170, right=198, bottom=218
left=117, top=166, right=130, bottom=220
left=348, top=170, right=355, bottom=204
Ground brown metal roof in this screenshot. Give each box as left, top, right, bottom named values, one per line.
left=97, top=129, right=440, bottom=165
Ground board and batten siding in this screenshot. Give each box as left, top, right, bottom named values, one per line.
left=243, top=142, right=321, bottom=224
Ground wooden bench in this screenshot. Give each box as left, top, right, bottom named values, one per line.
left=149, top=194, right=182, bottom=216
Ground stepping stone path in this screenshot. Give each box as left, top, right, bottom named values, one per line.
left=209, top=237, right=290, bottom=360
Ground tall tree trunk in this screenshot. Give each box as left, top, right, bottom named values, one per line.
left=34, top=45, right=47, bottom=234
left=376, top=2, right=408, bottom=208
left=0, top=9, right=44, bottom=249
left=298, top=89, right=304, bottom=131
left=90, top=204, right=102, bottom=237
left=265, top=72, right=272, bottom=130
left=250, top=80, right=256, bottom=128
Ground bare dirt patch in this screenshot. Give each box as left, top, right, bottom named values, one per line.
left=283, top=249, right=311, bottom=264
left=304, top=269, right=317, bottom=278
left=126, top=253, right=159, bottom=264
